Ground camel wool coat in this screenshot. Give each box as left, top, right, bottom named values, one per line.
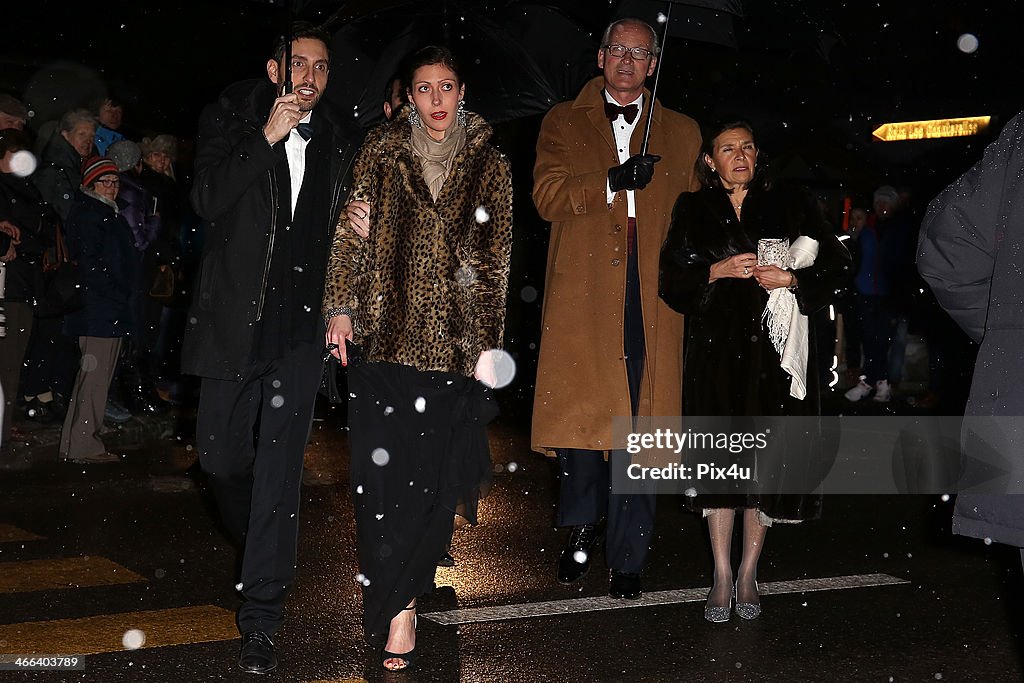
left=531, top=76, right=702, bottom=455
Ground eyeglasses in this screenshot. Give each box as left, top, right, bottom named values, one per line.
left=94, top=178, right=120, bottom=187
left=603, top=44, right=655, bottom=61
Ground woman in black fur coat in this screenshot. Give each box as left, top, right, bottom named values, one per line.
left=659, top=121, right=850, bottom=623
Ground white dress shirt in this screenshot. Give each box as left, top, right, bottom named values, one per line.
left=604, top=91, right=644, bottom=218
left=284, top=112, right=312, bottom=218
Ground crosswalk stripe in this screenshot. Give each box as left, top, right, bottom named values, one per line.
left=0, top=605, right=237, bottom=655
left=0, top=524, right=44, bottom=543
left=420, top=573, right=910, bottom=625
left=0, top=557, right=145, bottom=594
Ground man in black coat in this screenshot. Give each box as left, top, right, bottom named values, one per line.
left=182, top=22, right=362, bottom=674
left=917, top=112, right=1024, bottom=567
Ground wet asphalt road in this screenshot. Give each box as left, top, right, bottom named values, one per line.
left=2, top=391, right=1024, bottom=682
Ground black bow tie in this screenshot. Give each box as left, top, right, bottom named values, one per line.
left=604, top=101, right=639, bottom=124
left=295, top=122, right=313, bottom=140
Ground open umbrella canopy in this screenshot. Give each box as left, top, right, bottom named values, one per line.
left=614, top=0, right=744, bottom=48
left=323, top=1, right=599, bottom=128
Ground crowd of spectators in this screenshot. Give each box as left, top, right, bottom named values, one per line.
left=0, top=91, right=196, bottom=468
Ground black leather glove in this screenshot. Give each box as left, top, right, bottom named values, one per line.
left=608, top=154, right=661, bottom=192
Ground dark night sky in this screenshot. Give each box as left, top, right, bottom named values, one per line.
left=4, top=0, right=1022, bottom=200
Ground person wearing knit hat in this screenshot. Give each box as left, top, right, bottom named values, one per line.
left=59, top=149, right=137, bottom=464
left=107, top=140, right=141, bottom=173
left=0, top=95, right=28, bottom=131
left=80, top=155, right=119, bottom=190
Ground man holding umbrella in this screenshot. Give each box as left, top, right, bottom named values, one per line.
left=532, top=17, right=702, bottom=598
left=183, top=21, right=362, bottom=674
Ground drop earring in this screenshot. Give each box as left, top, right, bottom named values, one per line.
left=408, top=103, right=422, bottom=128
left=456, top=99, right=467, bottom=127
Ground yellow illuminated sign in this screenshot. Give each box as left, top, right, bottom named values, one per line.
left=872, top=116, right=991, bottom=142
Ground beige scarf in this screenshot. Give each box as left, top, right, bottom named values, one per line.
left=410, top=116, right=466, bottom=202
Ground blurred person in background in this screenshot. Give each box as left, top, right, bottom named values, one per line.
left=92, top=96, right=125, bottom=155
left=34, top=108, right=96, bottom=221
left=0, top=128, right=58, bottom=468
left=0, top=94, right=28, bottom=131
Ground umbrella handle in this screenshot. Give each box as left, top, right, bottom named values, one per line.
left=640, top=2, right=672, bottom=156
left=283, top=27, right=293, bottom=95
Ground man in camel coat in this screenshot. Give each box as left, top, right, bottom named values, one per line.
left=532, top=17, right=702, bottom=598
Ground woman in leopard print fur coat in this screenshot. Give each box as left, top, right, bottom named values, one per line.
left=322, top=46, right=512, bottom=670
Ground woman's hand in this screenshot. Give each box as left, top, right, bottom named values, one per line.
left=709, top=252, right=757, bottom=282
left=474, top=350, right=497, bottom=388
left=0, top=220, right=21, bottom=243
left=325, top=314, right=354, bottom=365
left=346, top=200, right=371, bottom=239
left=753, top=265, right=797, bottom=291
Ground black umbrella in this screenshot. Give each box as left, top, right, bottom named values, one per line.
left=613, top=0, right=744, bottom=153
left=321, top=0, right=599, bottom=128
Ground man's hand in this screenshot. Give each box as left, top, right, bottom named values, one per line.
left=608, top=154, right=661, bottom=192
left=325, top=314, right=354, bottom=366
left=263, top=93, right=303, bottom=146
left=346, top=200, right=371, bottom=239
left=0, top=220, right=21, bottom=243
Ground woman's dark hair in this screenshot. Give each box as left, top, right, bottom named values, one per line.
left=695, top=120, right=771, bottom=192
left=403, top=45, right=463, bottom=92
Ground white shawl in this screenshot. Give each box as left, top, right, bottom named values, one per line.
left=761, top=236, right=819, bottom=399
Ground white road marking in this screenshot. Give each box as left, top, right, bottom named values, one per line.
left=419, top=573, right=909, bottom=626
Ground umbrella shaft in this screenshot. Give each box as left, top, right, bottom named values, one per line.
left=641, top=2, right=672, bottom=156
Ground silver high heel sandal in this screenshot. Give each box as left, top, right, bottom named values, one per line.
left=734, top=580, right=761, bottom=620
left=704, top=585, right=733, bottom=623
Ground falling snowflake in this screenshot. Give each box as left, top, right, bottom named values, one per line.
left=414, top=397, right=426, bottom=413
left=957, top=33, right=979, bottom=54
left=371, top=448, right=390, bottom=466
left=573, top=550, right=588, bottom=564
left=474, top=205, right=490, bottom=223
left=9, top=150, right=37, bottom=177
left=455, top=265, right=477, bottom=287
left=122, top=629, right=146, bottom=650
left=270, top=395, right=285, bottom=408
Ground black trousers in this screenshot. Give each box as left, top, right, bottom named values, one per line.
left=557, top=232, right=656, bottom=574
left=197, top=341, right=322, bottom=636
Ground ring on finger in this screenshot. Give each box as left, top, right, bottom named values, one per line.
left=743, top=266, right=749, bottom=275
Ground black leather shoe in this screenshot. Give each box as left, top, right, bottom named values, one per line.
left=557, top=524, right=601, bottom=584
left=238, top=631, right=277, bottom=674
left=609, top=570, right=643, bottom=599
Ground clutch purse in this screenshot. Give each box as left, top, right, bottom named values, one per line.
left=319, top=340, right=362, bottom=405
left=757, top=238, right=790, bottom=268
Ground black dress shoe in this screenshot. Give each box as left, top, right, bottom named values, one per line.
left=557, top=523, right=601, bottom=584
left=238, top=631, right=277, bottom=674
left=609, top=570, right=643, bottom=599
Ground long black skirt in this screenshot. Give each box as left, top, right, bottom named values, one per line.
left=347, top=361, right=496, bottom=645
